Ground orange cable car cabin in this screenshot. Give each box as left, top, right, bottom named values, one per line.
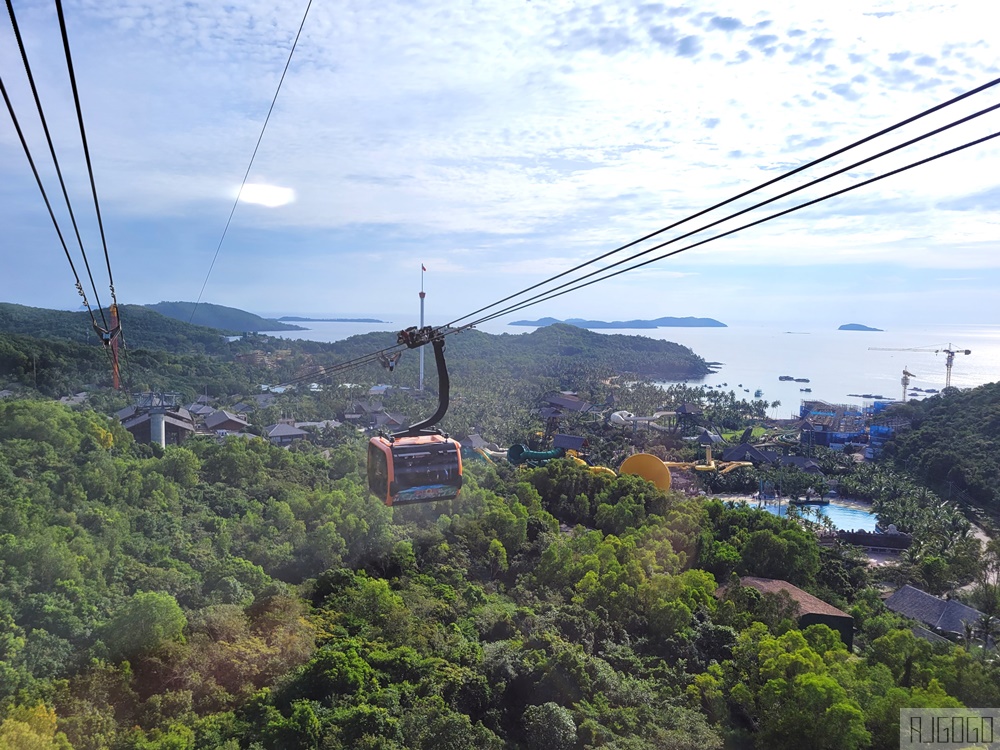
left=368, top=433, right=463, bottom=506
left=367, top=327, right=463, bottom=506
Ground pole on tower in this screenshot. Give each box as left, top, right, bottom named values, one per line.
left=419, top=264, right=426, bottom=391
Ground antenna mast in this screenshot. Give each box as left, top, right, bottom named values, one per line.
left=419, top=264, right=425, bottom=390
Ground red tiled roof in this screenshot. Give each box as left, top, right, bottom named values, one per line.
left=739, top=577, right=850, bottom=619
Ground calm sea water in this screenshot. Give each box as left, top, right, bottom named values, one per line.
left=270, top=320, right=999, bottom=416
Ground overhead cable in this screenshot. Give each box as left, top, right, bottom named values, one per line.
left=189, top=0, right=316, bottom=325
left=0, top=73, right=99, bottom=327
left=6, top=0, right=109, bottom=330
left=459, top=100, right=1000, bottom=328
left=55, top=0, right=118, bottom=309
left=469, top=128, right=1000, bottom=328
left=273, top=79, right=1000, bottom=388
left=277, top=342, right=410, bottom=388
left=444, top=73, right=1000, bottom=330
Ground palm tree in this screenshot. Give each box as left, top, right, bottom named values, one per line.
left=976, top=613, right=1000, bottom=648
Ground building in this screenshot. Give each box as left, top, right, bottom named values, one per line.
left=552, top=434, right=589, bottom=452
left=737, top=576, right=854, bottom=650
left=185, top=403, right=216, bottom=417
left=541, top=392, right=598, bottom=413
left=205, top=410, right=251, bottom=433
left=884, top=585, right=984, bottom=639
left=264, top=423, right=309, bottom=446
left=674, top=402, right=704, bottom=430
left=720, top=445, right=824, bottom=475
left=799, top=400, right=868, bottom=450
left=120, top=405, right=195, bottom=446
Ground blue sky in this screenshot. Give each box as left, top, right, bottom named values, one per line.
left=2, top=0, right=999, bottom=328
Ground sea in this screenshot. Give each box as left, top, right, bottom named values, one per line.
left=267, top=319, right=1000, bottom=417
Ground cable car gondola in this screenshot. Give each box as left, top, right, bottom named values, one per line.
left=367, top=327, right=463, bottom=506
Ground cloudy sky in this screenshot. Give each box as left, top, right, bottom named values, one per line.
left=2, top=0, right=999, bottom=328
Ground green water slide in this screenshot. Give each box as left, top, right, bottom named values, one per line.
left=507, top=444, right=566, bottom=465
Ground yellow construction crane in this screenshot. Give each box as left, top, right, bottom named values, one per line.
left=868, top=344, right=971, bottom=389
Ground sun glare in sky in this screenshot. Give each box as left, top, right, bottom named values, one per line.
left=238, top=183, right=295, bottom=208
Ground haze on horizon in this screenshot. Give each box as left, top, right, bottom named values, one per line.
left=2, top=0, right=999, bottom=330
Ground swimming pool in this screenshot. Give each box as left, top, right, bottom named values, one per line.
left=756, top=500, right=878, bottom=532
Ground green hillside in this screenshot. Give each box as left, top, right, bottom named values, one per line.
left=883, top=381, right=1000, bottom=509
left=310, top=322, right=711, bottom=382
left=0, top=302, right=234, bottom=354
left=1, top=399, right=996, bottom=749
left=146, top=301, right=304, bottom=332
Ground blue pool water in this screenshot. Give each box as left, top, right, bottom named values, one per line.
left=755, top=500, right=878, bottom=531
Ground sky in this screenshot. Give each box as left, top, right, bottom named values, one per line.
left=2, top=0, right=999, bottom=329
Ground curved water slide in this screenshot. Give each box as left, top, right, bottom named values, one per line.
left=619, top=449, right=755, bottom=492
left=609, top=410, right=678, bottom=432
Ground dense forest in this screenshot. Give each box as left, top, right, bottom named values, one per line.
left=881, top=382, right=1000, bottom=510
left=0, top=304, right=235, bottom=355
left=2, top=304, right=999, bottom=748
left=1, top=304, right=711, bottom=392
left=0, top=398, right=997, bottom=749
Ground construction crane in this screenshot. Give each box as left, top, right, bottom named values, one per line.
left=900, top=368, right=915, bottom=402
left=869, top=344, right=971, bottom=389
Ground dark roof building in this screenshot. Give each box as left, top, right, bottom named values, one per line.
left=884, top=585, right=984, bottom=637
left=374, top=412, right=408, bottom=430
left=205, top=410, right=251, bottom=433
left=552, top=434, right=589, bottom=451
left=779, top=455, right=824, bottom=474
left=461, top=433, right=494, bottom=451
left=265, top=423, right=309, bottom=446
left=675, top=403, right=703, bottom=416
left=738, top=576, right=854, bottom=650
left=721, top=444, right=777, bottom=464
left=254, top=393, right=277, bottom=408
left=697, top=429, right=724, bottom=445
left=542, top=393, right=597, bottom=413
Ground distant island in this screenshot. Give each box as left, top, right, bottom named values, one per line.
left=509, top=316, right=727, bottom=329
left=278, top=316, right=388, bottom=323
left=838, top=323, right=883, bottom=332
left=145, top=301, right=305, bottom=332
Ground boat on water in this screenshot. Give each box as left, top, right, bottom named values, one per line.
left=800, top=387, right=812, bottom=392
left=794, top=377, right=810, bottom=383
left=754, top=389, right=763, bottom=397
left=778, top=375, right=794, bottom=381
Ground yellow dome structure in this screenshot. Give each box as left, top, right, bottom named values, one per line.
left=619, top=453, right=672, bottom=492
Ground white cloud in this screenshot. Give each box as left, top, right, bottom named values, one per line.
left=2, top=0, right=1000, bottom=321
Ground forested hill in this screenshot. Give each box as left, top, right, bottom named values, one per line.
left=883, top=381, right=1000, bottom=508
left=2, top=399, right=998, bottom=748
left=1, top=318, right=708, bottom=402
left=314, top=323, right=712, bottom=381
left=146, top=301, right=305, bottom=332
left=0, top=302, right=234, bottom=354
